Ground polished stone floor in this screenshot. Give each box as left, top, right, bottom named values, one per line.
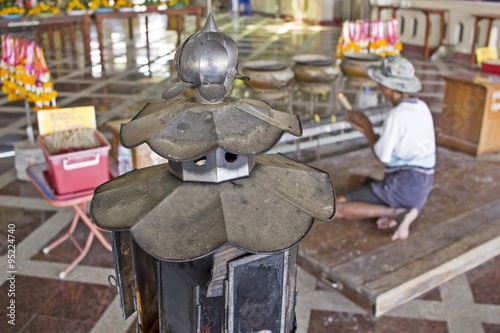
left=0, top=11, right=499, bottom=333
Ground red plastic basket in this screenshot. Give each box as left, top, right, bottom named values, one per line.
left=482, top=59, right=500, bottom=75
left=38, top=130, right=111, bottom=195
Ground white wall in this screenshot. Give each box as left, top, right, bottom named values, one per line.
left=372, top=0, right=500, bottom=54
left=250, top=0, right=500, bottom=54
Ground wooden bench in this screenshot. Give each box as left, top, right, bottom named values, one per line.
left=372, top=5, right=448, bottom=59
left=469, top=14, right=500, bottom=68
left=299, top=146, right=500, bottom=316
left=94, top=5, right=203, bottom=69
left=0, top=14, right=91, bottom=64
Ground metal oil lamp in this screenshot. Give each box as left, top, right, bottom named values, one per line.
left=90, top=14, right=335, bottom=333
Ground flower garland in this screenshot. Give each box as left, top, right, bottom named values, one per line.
left=27, top=1, right=60, bottom=16
left=0, top=0, right=26, bottom=16
left=113, top=0, right=134, bottom=10
left=89, top=0, right=112, bottom=11
left=0, top=35, right=58, bottom=110
left=337, top=18, right=403, bottom=58
left=66, top=0, right=87, bottom=11
left=167, top=0, right=189, bottom=8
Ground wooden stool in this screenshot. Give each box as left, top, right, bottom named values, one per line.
left=94, top=6, right=203, bottom=71
left=419, top=8, right=447, bottom=59
left=469, top=14, right=500, bottom=69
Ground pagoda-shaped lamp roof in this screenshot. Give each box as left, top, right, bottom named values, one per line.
left=90, top=13, right=335, bottom=262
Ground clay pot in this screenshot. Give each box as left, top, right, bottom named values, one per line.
left=292, top=54, right=340, bottom=83
left=242, top=60, right=294, bottom=90
left=339, top=53, right=382, bottom=78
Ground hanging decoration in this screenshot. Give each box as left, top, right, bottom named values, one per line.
left=337, top=18, right=403, bottom=58
left=0, top=35, right=58, bottom=110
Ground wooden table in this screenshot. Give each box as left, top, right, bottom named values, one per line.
left=372, top=6, right=447, bottom=59
left=94, top=6, right=203, bottom=65
left=469, top=14, right=500, bottom=69
left=27, top=163, right=112, bottom=279
left=438, top=71, right=500, bottom=156
left=300, top=147, right=500, bottom=316
left=0, top=13, right=91, bottom=64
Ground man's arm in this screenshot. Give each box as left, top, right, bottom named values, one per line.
left=344, top=111, right=378, bottom=147
left=344, top=111, right=387, bottom=164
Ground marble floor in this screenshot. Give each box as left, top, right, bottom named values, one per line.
left=0, top=11, right=499, bottom=333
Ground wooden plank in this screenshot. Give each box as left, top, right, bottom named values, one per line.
left=322, top=218, right=500, bottom=316
left=299, top=219, right=380, bottom=272
left=330, top=200, right=500, bottom=287
left=370, top=222, right=500, bottom=315
left=363, top=209, right=500, bottom=297
left=306, top=147, right=500, bottom=262
left=298, top=146, right=500, bottom=316
left=301, top=148, right=397, bottom=269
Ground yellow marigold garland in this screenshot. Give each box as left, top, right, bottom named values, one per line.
left=0, top=3, right=25, bottom=16
left=66, top=0, right=87, bottom=11
left=113, top=0, right=134, bottom=10
left=89, top=0, right=112, bottom=11
left=27, top=2, right=60, bottom=16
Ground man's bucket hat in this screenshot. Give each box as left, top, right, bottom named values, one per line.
left=367, top=56, right=422, bottom=93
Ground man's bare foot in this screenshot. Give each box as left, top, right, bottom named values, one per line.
left=391, top=208, right=419, bottom=241
left=376, top=217, right=397, bottom=229
left=376, top=208, right=407, bottom=229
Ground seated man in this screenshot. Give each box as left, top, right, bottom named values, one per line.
left=336, top=56, right=436, bottom=241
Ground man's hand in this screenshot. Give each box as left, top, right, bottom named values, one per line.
left=344, top=111, right=377, bottom=146
left=344, top=111, right=372, bottom=134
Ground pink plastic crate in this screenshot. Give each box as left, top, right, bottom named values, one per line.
left=482, top=59, right=500, bottom=75
left=38, top=130, right=111, bottom=195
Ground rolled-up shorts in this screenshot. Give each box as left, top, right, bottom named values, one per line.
left=343, top=167, right=434, bottom=212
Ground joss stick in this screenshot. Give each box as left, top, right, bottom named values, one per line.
left=337, top=93, right=352, bottom=111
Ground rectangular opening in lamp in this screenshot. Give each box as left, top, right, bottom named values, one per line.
left=228, top=252, right=289, bottom=333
